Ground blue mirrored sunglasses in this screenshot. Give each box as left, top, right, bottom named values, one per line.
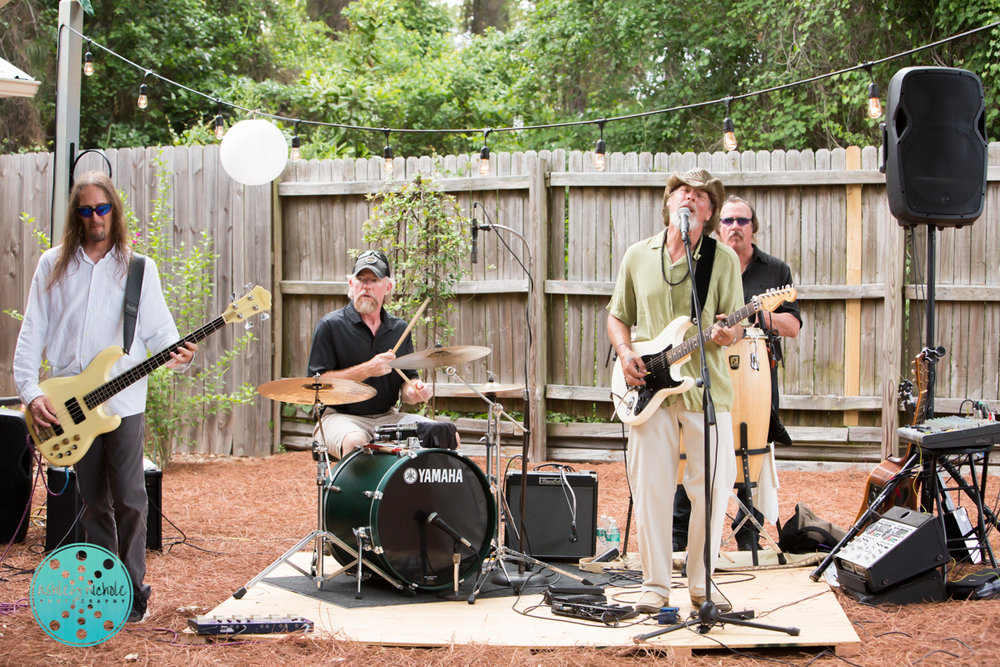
left=77, top=203, right=113, bottom=218
left=720, top=217, right=752, bottom=226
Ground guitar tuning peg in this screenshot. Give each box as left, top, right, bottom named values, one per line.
left=230, top=291, right=237, bottom=302
left=260, top=313, right=270, bottom=322
left=244, top=282, right=253, bottom=292
left=244, top=320, right=255, bottom=331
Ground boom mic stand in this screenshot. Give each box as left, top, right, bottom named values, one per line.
left=636, top=220, right=797, bottom=642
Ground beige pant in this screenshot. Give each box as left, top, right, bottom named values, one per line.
left=313, top=409, right=431, bottom=459
left=626, top=400, right=736, bottom=599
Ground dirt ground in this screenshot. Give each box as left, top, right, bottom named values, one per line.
left=2, top=449, right=1000, bottom=666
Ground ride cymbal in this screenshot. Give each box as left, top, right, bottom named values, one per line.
left=256, top=377, right=377, bottom=405
left=389, top=345, right=491, bottom=369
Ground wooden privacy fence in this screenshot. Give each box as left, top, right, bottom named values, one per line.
left=2, top=144, right=999, bottom=461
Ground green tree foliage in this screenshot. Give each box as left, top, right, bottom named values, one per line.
left=2, top=0, right=998, bottom=156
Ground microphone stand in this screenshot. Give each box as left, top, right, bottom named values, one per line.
left=636, top=223, right=798, bottom=642
left=472, top=201, right=534, bottom=572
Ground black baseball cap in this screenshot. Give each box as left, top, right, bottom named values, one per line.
left=351, top=250, right=390, bottom=279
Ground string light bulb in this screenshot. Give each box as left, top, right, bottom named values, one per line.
left=291, top=120, right=301, bottom=161
left=83, top=40, right=94, bottom=77
left=479, top=129, right=492, bottom=176
left=866, top=81, right=882, bottom=119
left=722, top=98, right=738, bottom=152
left=593, top=120, right=607, bottom=172
left=213, top=102, right=225, bottom=140
left=382, top=129, right=393, bottom=175
left=136, top=72, right=149, bottom=110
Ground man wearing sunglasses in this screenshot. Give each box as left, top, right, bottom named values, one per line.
left=673, top=195, right=802, bottom=553
left=14, top=171, right=196, bottom=624
left=307, top=250, right=444, bottom=459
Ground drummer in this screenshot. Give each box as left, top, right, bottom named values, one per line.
left=306, top=250, right=440, bottom=460
left=673, top=195, right=802, bottom=552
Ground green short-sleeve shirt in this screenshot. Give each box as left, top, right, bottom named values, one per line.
left=608, top=232, right=744, bottom=412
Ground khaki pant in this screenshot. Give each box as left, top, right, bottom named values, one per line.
left=626, top=400, right=736, bottom=599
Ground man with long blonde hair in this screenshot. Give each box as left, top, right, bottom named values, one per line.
left=14, top=171, right=196, bottom=623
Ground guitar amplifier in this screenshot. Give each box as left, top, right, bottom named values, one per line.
left=0, top=408, right=33, bottom=543
left=504, top=469, right=598, bottom=561
left=45, top=460, right=163, bottom=552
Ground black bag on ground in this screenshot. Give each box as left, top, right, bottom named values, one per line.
left=414, top=421, right=458, bottom=450
left=777, top=503, right=846, bottom=553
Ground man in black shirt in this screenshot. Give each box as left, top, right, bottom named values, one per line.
left=307, top=250, right=435, bottom=459
left=673, top=195, right=802, bottom=552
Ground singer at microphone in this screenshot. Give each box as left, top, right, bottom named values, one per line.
left=677, top=206, right=692, bottom=243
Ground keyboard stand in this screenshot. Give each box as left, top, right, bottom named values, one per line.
left=918, top=444, right=998, bottom=567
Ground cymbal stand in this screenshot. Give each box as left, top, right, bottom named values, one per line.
left=233, top=381, right=400, bottom=600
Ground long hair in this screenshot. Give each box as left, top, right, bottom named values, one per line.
left=48, top=171, right=129, bottom=288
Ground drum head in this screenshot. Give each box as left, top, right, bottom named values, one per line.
left=326, top=449, right=495, bottom=591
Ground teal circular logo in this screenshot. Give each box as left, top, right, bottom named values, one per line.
left=30, top=544, right=133, bottom=646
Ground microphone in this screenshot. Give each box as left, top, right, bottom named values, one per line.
left=677, top=206, right=691, bottom=241
left=471, top=217, right=479, bottom=264
left=424, top=511, right=472, bottom=548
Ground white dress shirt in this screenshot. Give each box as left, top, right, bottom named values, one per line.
left=14, top=245, right=180, bottom=418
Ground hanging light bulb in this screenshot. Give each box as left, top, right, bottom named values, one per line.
left=867, top=81, right=883, bottom=119
left=213, top=102, right=225, bottom=140
left=479, top=129, right=492, bottom=176
left=722, top=98, right=738, bottom=151
left=291, top=120, right=301, bottom=161
left=136, top=72, right=149, bottom=110
left=593, top=120, right=607, bottom=172
left=382, top=129, right=394, bottom=175
left=83, top=40, right=94, bottom=77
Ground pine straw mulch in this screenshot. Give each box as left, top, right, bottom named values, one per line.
left=2, top=450, right=1000, bottom=666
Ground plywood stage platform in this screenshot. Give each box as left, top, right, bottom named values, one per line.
left=200, top=551, right=860, bottom=656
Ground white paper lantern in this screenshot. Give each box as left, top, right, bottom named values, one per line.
left=219, top=119, right=288, bottom=186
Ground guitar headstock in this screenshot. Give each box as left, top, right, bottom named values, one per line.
left=222, top=285, right=273, bottom=325
left=756, top=285, right=798, bottom=313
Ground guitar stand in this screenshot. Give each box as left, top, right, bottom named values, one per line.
left=234, top=386, right=403, bottom=600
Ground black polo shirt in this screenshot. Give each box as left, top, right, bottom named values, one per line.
left=306, top=302, right=417, bottom=416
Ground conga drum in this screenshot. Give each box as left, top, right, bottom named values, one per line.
left=676, top=328, right=772, bottom=484
left=726, top=327, right=771, bottom=484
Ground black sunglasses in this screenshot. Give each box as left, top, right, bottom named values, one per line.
left=720, top=217, right=752, bottom=226
left=77, top=203, right=113, bottom=218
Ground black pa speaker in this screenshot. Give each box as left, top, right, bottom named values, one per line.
left=504, top=469, right=597, bottom=561
left=0, top=408, right=33, bottom=543
left=45, top=460, right=163, bottom=552
left=882, top=66, right=987, bottom=227
left=835, top=505, right=948, bottom=604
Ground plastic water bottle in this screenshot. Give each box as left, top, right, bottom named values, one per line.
left=606, top=517, right=621, bottom=553
left=596, top=514, right=608, bottom=556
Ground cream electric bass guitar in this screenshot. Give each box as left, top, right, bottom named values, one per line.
left=27, top=286, right=272, bottom=466
left=610, top=286, right=797, bottom=426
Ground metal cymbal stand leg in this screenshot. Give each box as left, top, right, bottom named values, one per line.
left=233, top=389, right=402, bottom=599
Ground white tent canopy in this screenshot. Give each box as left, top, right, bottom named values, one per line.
left=0, top=56, right=40, bottom=98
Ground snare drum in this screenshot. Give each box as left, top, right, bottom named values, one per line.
left=324, top=448, right=495, bottom=591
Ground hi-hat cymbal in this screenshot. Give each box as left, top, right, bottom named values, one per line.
left=256, top=377, right=377, bottom=405
left=389, top=345, right=491, bottom=369
left=453, top=382, right=525, bottom=398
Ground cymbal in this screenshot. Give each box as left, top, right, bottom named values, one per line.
left=256, top=377, right=376, bottom=405
left=453, top=382, right=525, bottom=398
left=389, top=345, right=491, bottom=369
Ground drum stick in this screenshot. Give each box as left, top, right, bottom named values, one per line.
left=391, top=297, right=429, bottom=354
left=392, top=297, right=430, bottom=383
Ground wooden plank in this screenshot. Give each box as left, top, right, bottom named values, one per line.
left=843, top=146, right=862, bottom=426
left=278, top=174, right=531, bottom=196
left=548, top=169, right=888, bottom=188
left=527, top=153, right=549, bottom=461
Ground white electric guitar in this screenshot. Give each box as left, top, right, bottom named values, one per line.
left=27, top=286, right=272, bottom=466
left=610, top=286, right=797, bottom=426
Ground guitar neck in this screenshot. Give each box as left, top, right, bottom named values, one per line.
left=83, top=315, right=227, bottom=410
left=665, top=301, right=760, bottom=364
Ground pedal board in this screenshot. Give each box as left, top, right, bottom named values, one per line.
left=188, top=615, right=314, bottom=636
left=549, top=600, right=639, bottom=625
